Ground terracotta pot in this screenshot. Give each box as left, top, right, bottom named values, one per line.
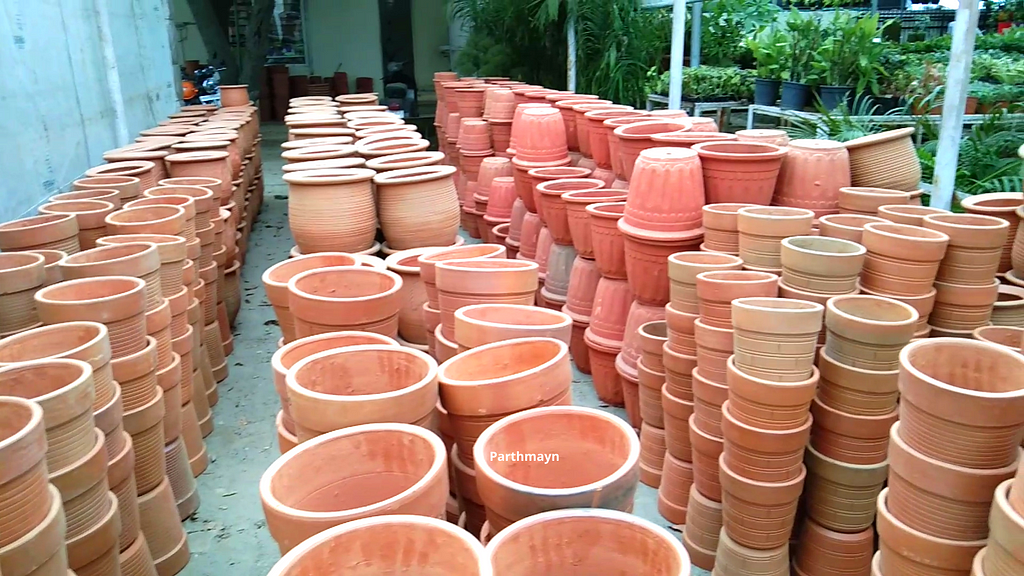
left=656, top=452, right=691, bottom=523
left=720, top=454, right=806, bottom=550
left=37, top=200, right=117, bottom=251
left=280, top=144, right=357, bottom=165
left=668, top=252, right=744, bottom=315
left=96, top=234, right=187, bottom=299
left=86, top=161, right=158, bottom=197
left=288, top=267, right=403, bottom=339
left=437, top=338, right=572, bottom=465
left=794, top=519, right=874, bottom=576
left=876, top=493, right=985, bottom=576
left=770, top=139, right=847, bottom=217
left=692, top=142, right=788, bottom=205
left=616, top=301, right=666, bottom=391
left=560, top=189, right=627, bottom=259
left=572, top=103, right=634, bottom=158
left=683, top=484, right=723, bottom=571
left=285, top=345, right=436, bottom=440
left=780, top=236, right=866, bottom=296
left=164, top=151, right=232, bottom=202
left=730, top=297, right=823, bottom=382
left=486, top=509, right=689, bottom=575
left=924, top=212, right=1009, bottom=286
left=972, top=325, right=1024, bottom=351
left=283, top=168, right=377, bottom=254
left=35, top=276, right=147, bottom=358
left=484, top=176, right=518, bottom=226
left=418, top=244, right=507, bottom=308
left=511, top=106, right=569, bottom=164
left=960, top=192, right=1022, bottom=274
left=0, top=214, right=81, bottom=254
left=261, top=253, right=360, bottom=343
left=24, top=249, right=65, bottom=288
left=824, top=294, right=918, bottom=373
left=0, top=483, right=68, bottom=576
left=0, top=252, right=46, bottom=336
left=585, top=202, right=628, bottom=278
left=838, top=187, right=911, bottom=216
left=59, top=243, right=163, bottom=314
left=877, top=204, right=950, bottom=227
left=104, top=205, right=186, bottom=240
left=638, top=422, right=666, bottom=486
left=50, top=188, right=122, bottom=209
left=584, top=109, right=646, bottom=170
left=0, top=397, right=49, bottom=548
left=536, top=179, right=605, bottom=245
left=563, top=257, right=601, bottom=322
left=726, top=355, right=818, bottom=431
left=260, top=422, right=448, bottom=553
left=860, top=222, right=950, bottom=297
left=384, top=248, right=440, bottom=345
left=74, top=175, right=141, bottom=202
left=844, top=127, right=921, bottom=191
left=818, top=214, right=888, bottom=244
left=146, top=183, right=216, bottom=228
left=736, top=207, right=815, bottom=272
left=898, top=337, right=1024, bottom=469
left=735, top=129, right=788, bottom=146
left=612, top=120, right=691, bottom=182
left=985, top=478, right=1024, bottom=575
left=265, top=515, right=489, bottom=576
left=811, top=393, right=896, bottom=464
left=720, top=398, right=811, bottom=485
left=803, top=444, right=888, bottom=533
left=693, top=271, right=778, bottom=334
left=587, top=276, right=632, bottom=347
left=473, top=406, right=639, bottom=531
left=662, top=378, right=694, bottom=456
left=690, top=412, right=724, bottom=501
left=991, top=284, right=1024, bottom=328
left=434, top=259, right=539, bottom=340
left=663, top=341, right=698, bottom=403
left=454, top=304, right=571, bottom=351
left=622, top=148, right=704, bottom=240
left=373, top=166, right=460, bottom=250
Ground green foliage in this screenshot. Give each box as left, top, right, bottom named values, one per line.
left=645, top=66, right=754, bottom=101
left=916, top=114, right=1024, bottom=198
left=699, top=0, right=780, bottom=68
left=746, top=25, right=789, bottom=80
left=784, top=96, right=895, bottom=142
left=783, top=10, right=826, bottom=83
left=809, top=12, right=886, bottom=93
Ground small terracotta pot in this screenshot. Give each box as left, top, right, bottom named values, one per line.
left=473, top=406, right=639, bottom=532
left=34, top=276, right=147, bottom=358
left=104, top=205, right=186, bottom=239
left=692, top=141, right=788, bottom=205
left=844, top=128, right=921, bottom=191
left=860, top=222, right=950, bottom=297
left=586, top=202, right=628, bottom=279
left=803, top=444, right=887, bottom=533
left=726, top=355, right=819, bottom=431
left=694, top=269, right=779, bottom=331
left=288, top=267, right=403, bottom=339
left=668, top=252, right=744, bottom=315
left=780, top=236, right=866, bottom=296
left=701, top=203, right=756, bottom=254
left=972, top=325, right=1024, bottom=351
left=0, top=397, right=49, bottom=548
left=0, top=252, right=46, bottom=336
left=536, top=179, right=605, bottom=245
left=924, top=212, right=1010, bottom=286
left=811, top=395, right=896, bottom=465
left=434, top=259, right=539, bottom=341
left=656, top=452, right=692, bottom=524
left=562, top=190, right=628, bottom=258
left=0, top=213, right=81, bottom=254
left=24, top=249, right=65, bottom=288
left=794, top=519, right=874, bottom=576
left=512, top=107, right=569, bottom=165
left=123, top=195, right=196, bottom=241
left=454, top=304, right=571, bottom=351
left=265, top=515, right=490, bottom=576
left=638, top=422, right=666, bottom=486
left=261, top=252, right=360, bottom=343
left=683, top=484, right=723, bottom=571
left=730, top=297, right=823, bottom=382
left=816, top=348, right=899, bottom=417
left=486, top=509, right=690, bottom=575
left=898, top=337, right=1024, bottom=469
left=818, top=214, right=888, bottom=244
left=719, top=454, right=806, bottom=550
left=736, top=206, right=815, bottom=272
left=418, top=244, right=507, bottom=308
left=438, top=338, right=571, bottom=464
left=38, top=200, right=117, bottom=250
left=721, top=399, right=811, bottom=484
left=164, top=151, right=232, bottom=201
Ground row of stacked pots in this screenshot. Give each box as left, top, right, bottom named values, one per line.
left=0, top=90, right=262, bottom=576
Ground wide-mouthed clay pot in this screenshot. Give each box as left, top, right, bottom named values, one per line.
left=0, top=252, right=47, bottom=336
left=838, top=187, right=911, bottom=215
left=923, top=212, right=1010, bottom=286
left=667, top=252, right=744, bottom=315
left=0, top=214, right=81, bottom=255
left=694, top=269, right=779, bottom=329
left=259, top=423, right=448, bottom=553
left=59, top=243, right=163, bottom=313
left=38, top=200, right=118, bottom=250
left=818, top=214, right=888, bottom=244
left=287, top=267, right=403, bottom=339
left=417, top=244, right=507, bottom=308
left=536, top=179, right=605, bottom=245
left=86, top=160, right=159, bottom=196
left=0, top=396, right=50, bottom=548
left=96, top=234, right=188, bottom=298
left=34, top=276, right=147, bottom=358
left=843, top=128, right=921, bottom=191
left=793, top=518, right=874, bottom=576
left=454, top=304, right=571, bottom=351
left=960, top=191, right=1023, bottom=274
left=434, top=259, right=539, bottom=341
left=984, top=478, right=1024, bottom=575
left=859, top=222, right=950, bottom=297
left=824, top=295, right=918, bottom=372
left=438, top=338, right=572, bottom=465
left=736, top=206, right=815, bottom=272
left=730, top=297, right=824, bottom=382
left=683, top=484, right=723, bottom=571
left=692, top=141, right=788, bottom=205
left=486, top=508, right=690, bottom=575
left=561, top=190, right=628, bottom=258
left=897, top=337, right=1024, bottom=469
left=473, top=406, right=639, bottom=531
left=701, top=203, right=756, bottom=254
left=164, top=151, right=232, bottom=200
left=721, top=399, right=811, bottom=484
left=374, top=166, right=461, bottom=250
left=285, top=344, right=437, bottom=441
left=726, top=355, right=819, bottom=430
left=75, top=175, right=141, bottom=202
left=803, top=444, right=888, bottom=533
left=265, top=514, right=491, bottom=576
left=719, top=453, right=806, bottom=550
left=972, top=325, right=1024, bottom=351
left=780, top=236, right=866, bottom=296
left=104, top=205, right=186, bottom=238
left=877, top=204, right=950, bottom=227
left=284, top=168, right=377, bottom=254
left=261, top=253, right=361, bottom=343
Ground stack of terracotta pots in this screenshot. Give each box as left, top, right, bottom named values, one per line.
left=736, top=206, right=815, bottom=273
left=876, top=338, right=1024, bottom=575
left=718, top=296, right=824, bottom=574
left=288, top=265, right=403, bottom=339
left=578, top=107, right=635, bottom=185
left=510, top=106, right=571, bottom=259
left=858, top=222, right=950, bottom=339
left=779, top=235, right=866, bottom=346
left=433, top=71, right=459, bottom=151
left=959, top=192, right=1022, bottom=276
left=921, top=213, right=1009, bottom=338
left=534, top=177, right=601, bottom=310
left=973, top=456, right=1024, bottom=575
left=701, top=203, right=754, bottom=255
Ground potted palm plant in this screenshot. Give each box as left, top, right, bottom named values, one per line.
left=811, top=13, right=885, bottom=111
left=746, top=26, right=789, bottom=106
left=781, top=10, right=824, bottom=110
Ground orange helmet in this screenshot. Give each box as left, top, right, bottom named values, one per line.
left=182, top=80, right=197, bottom=100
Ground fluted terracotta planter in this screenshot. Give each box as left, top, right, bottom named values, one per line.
left=474, top=406, right=639, bottom=531
left=693, top=141, right=788, bottom=205
left=435, top=259, right=539, bottom=340
left=288, top=267, right=403, bottom=338
left=486, top=509, right=690, bottom=575
left=897, top=338, right=1024, bottom=470
left=612, top=120, right=691, bottom=182
left=286, top=345, right=437, bottom=440
left=261, top=252, right=360, bottom=343
left=844, top=127, right=921, bottom=191
left=511, top=106, right=569, bottom=165
left=437, top=338, right=572, bottom=466
left=284, top=168, right=377, bottom=254
left=585, top=202, right=628, bottom=279
left=780, top=235, right=866, bottom=297
left=260, top=423, right=448, bottom=553
left=0, top=214, right=81, bottom=254
left=454, top=304, right=571, bottom=351
left=818, top=214, right=888, bottom=244
left=726, top=354, right=819, bottom=431
left=737, top=207, right=815, bottom=272
left=803, top=444, right=887, bottom=533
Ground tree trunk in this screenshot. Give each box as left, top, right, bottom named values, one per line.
left=241, top=0, right=277, bottom=96
left=185, top=0, right=240, bottom=84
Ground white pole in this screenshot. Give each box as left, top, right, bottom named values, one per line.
left=567, top=16, right=577, bottom=92
left=668, top=0, right=687, bottom=110
left=690, top=1, right=701, bottom=69
left=932, top=0, right=980, bottom=210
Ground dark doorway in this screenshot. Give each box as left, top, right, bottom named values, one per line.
left=378, top=0, right=417, bottom=96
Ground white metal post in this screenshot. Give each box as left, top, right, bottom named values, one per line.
left=567, top=16, right=577, bottom=92
left=690, top=1, right=701, bottom=69
left=932, top=0, right=980, bottom=210
left=668, top=0, right=687, bottom=110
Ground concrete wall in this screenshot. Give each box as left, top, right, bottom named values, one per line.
left=0, top=0, right=178, bottom=222
left=172, top=0, right=210, bottom=63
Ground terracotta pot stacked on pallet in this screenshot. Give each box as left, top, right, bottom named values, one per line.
left=875, top=338, right=1024, bottom=576
left=719, top=296, right=824, bottom=575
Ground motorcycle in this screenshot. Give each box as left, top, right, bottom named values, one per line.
left=182, top=65, right=225, bottom=107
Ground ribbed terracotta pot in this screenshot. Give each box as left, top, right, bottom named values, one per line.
left=695, top=270, right=779, bottom=331
left=824, top=294, right=918, bottom=372
left=897, top=338, right=1024, bottom=470
left=34, top=276, right=147, bottom=359
left=844, top=127, right=921, bottom=191
left=837, top=187, right=911, bottom=215
left=972, top=325, right=1024, bottom=351
left=374, top=166, right=461, bottom=250
left=288, top=266, right=403, bottom=339
left=122, top=195, right=196, bottom=241
left=726, top=354, right=819, bottom=431
left=284, top=168, right=377, bottom=254
left=666, top=252, right=743, bottom=316
left=265, top=515, right=490, bottom=576
left=736, top=206, right=815, bottom=272
left=486, top=509, right=690, bottom=575
left=721, top=399, right=811, bottom=485
left=923, top=212, right=1010, bottom=286
left=730, top=296, right=823, bottom=383
left=689, top=412, right=724, bottom=500
left=261, top=252, right=360, bottom=343
left=877, top=204, right=950, bottom=227
left=164, top=151, right=232, bottom=201
left=454, top=304, right=571, bottom=351
left=434, top=259, right=539, bottom=340
left=692, top=141, right=788, bottom=205
left=384, top=248, right=440, bottom=345
left=96, top=234, right=188, bottom=298
left=780, top=236, right=866, bottom=296
left=104, top=205, right=186, bottom=238
left=58, top=243, right=163, bottom=314
left=818, top=214, right=888, bottom=244
left=793, top=519, right=874, bottom=576
left=0, top=483, right=68, bottom=576
left=417, top=244, right=507, bottom=308
left=147, top=183, right=217, bottom=228
left=960, top=192, right=1023, bottom=274
left=984, top=478, right=1024, bottom=575
left=803, top=444, right=888, bottom=533
left=0, top=213, right=81, bottom=254
left=858, top=222, right=950, bottom=297
left=437, top=338, right=572, bottom=466
left=24, top=249, right=65, bottom=288
left=0, top=252, right=46, bottom=337
left=260, top=423, right=448, bottom=553
left=285, top=345, right=437, bottom=441
left=74, top=175, right=141, bottom=202
left=719, top=453, right=806, bottom=550
left=86, top=160, right=159, bottom=197
left=38, top=200, right=117, bottom=250
left=473, top=406, right=639, bottom=532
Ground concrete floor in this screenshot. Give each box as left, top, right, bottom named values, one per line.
left=178, top=123, right=710, bottom=576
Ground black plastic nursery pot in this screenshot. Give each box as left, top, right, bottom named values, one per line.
left=754, top=79, right=781, bottom=106
left=780, top=81, right=810, bottom=111
left=819, top=86, right=853, bottom=111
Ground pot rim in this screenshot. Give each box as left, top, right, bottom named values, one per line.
left=572, top=102, right=633, bottom=113
left=262, top=253, right=361, bottom=293
left=473, top=405, right=640, bottom=496
left=289, top=127, right=357, bottom=138
left=437, top=336, right=568, bottom=387
left=612, top=119, right=692, bottom=140
left=272, top=332, right=399, bottom=380
left=819, top=214, right=888, bottom=230
left=877, top=204, right=949, bottom=218
left=354, top=125, right=420, bottom=138
left=0, top=213, right=77, bottom=234
left=958, top=191, right=1024, bottom=213
left=384, top=247, right=443, bottom=274
left=35, top=275, right=146, bottom=306
left=157, top=176, right=221, bottom=189
left=281, top=158, right=366, bottom=173
left=455, top=303, right=572, bottom=332
left=0, top=321, right=110, bottom=366
left=827, top=294, right=919, bottom=330
left=0, top=358, right=93, bottom=414
left=164, top=150, right=229, bottom=163
left=922, top=212, right=1010, bottom=234
left=39, top=200, right=117, bottom=220
left=259, top=422, right=446, bottom=519
left=652, top=132, right=738, bottom=144
left=697, top=269, right=780, bottom=287
left=105, top=205, right=186, bottom=227
left=282, top=167, right=376, bottom=186
left=583, top=108, right=646, bottom=121
left=60, top=242, right=158, bottom=271
left=862, top=221, right=949, bottom=244
left=781, top=235, right=866, bottom=258
left=536, top=178, right=606, bottom=197
left=844, top=127, right=915, bottom=150
left=737, top=206, right=814, bottom=221
left=279, top=136, right=354, bottom=150
left=899, top=337, right=1024, bottom=401
left=365, top=151, right=445, bottom=171
left=526, top=166, right=593, bottom=180
left=584, top=201, right=626, bottom=219
left=0, top=394, right=45, bottom=459
left=372, top=164, right=457, bottom=185
left=287, top=266, right=402, bottom=305
left=555, top=98, right=611, bottom=110
left=692, top=140, right=787, bottom=159
left=280, top=144, right=357, bottom=161
left=356, top=139, right=430, bottom=156
left=85, top=160, right=156, bottom=177
left=0, top=251, right=46, bottom=275
left=561, top=189, right=629, bottom=204
left=288, top=344, right=436, bottom=404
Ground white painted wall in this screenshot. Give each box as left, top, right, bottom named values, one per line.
left=0, top=0, right=178, bottom=221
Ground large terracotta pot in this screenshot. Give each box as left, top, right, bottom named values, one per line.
left=147, top=183, right=217, bottom=228
left=434, top=259, right=539, bottom=341
left=511, top=107, right=569, bottom=165
left=260, top=423, right=448, bottom=553
left=824, top=295, right=918, bottom=372
left=34, top=276, right=147, bottom=358
left=692, top=141, right=788, bottom=205
left=621, top=147, right=705, bottom=239
left=726, top=355, right=819, bottom=430
left=859, top=222, right=950, bottom=297
left=374, top=166, right=461, bottom=250
left=612, top=120, right=691, bottom=182
left=844, top=127, right=921, bottom=191
left=454, top=304, right=571, bottom=351
left=286, top=345, right=437, bottom=440
left=486, top=509, right=690, bottom=575
left=288, top=267, right=403, bottom=338
left=875, top=488, right=984, bottom=576
left=0, top=214, right=81, bottom=254
left=586, top=202, right=628, bottom=279
left=261, top=253, right=360, bottom=343
left=417, top=244, right=507, bottom=308
left=818, top=214, right=888, bottom=244
left=284, top=168, right=377, bottom=254
left=265, top=515, right=490, bottom=576
left=437, top=338, right=572, bottom=466
left=803, top=445, right=887, bottom=534
left=74, top=175, right=140, bottom=202
left=551, top=98, right=607, bottom=152
left=473, top=406, right=639, bottom=532
left=897, top=338, right=1024, bottom=469
left=736, top=207, right=815, bottom=272
left=772, top=139, right=849, bottom=217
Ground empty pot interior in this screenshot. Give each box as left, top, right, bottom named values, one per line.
left=0, top=253, right=43, bottom=271
left=41, top=278, right=138, bottom=302
left=975, top=327, right=1024, bottom=348
left=905, top=340, right=1024, bottom=394
left=786, top=236, right=863, bottom=255
left=269, top=255, right=358, bottom=284
left=463, top=306, right=563, bottom=328
left=293, top=269, right=395, bottom=299
left=0, top=401, right=33, bottom=445
left=489, top=515, right=683, bottom=575
left=443, top=339, right=560, bottom=382
left=279, top=335, right=394, bottom=372
left=0, top=324, right=100, bottom=362
left=0, top=362, right=84, bottom=399
left=833, top=297, right=914, bottom=324
left=0, top=215, right=67, bottom=231
left=639, top=321, right=667, bottom=340
left=423, top=245, right=502, bottom=264
left=483, top=411, right=631, bottom=489
left=294, top=348, right=427, bottom=396
left=997, top=291, right=1024, bottom=303
left=110, top=207, right=178, bottom=224
left=271, top=429, right=435, bottom=513
left=64, top=243, right=150, bottom=265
